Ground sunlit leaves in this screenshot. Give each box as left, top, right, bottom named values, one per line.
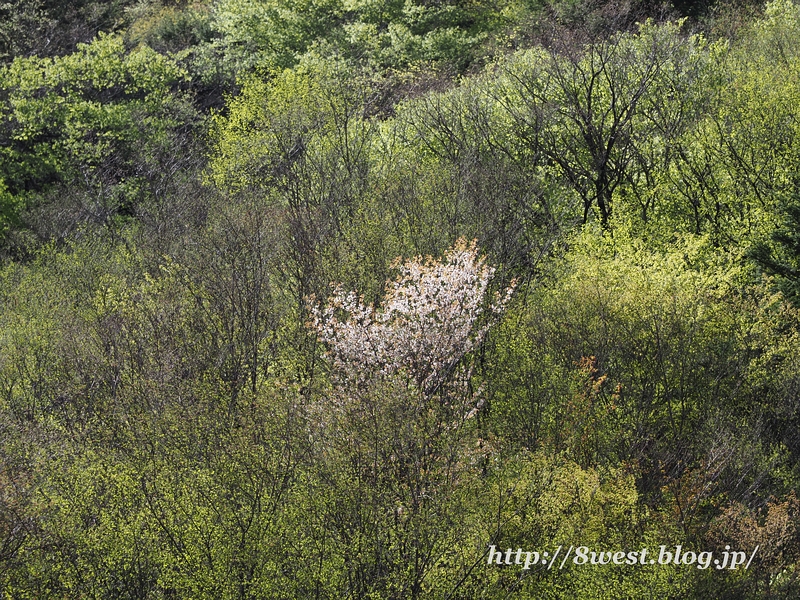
left=0, top=32, right=191, bottom=236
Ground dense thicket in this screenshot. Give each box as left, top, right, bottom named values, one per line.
left=2, top=0, right=800, bottom=598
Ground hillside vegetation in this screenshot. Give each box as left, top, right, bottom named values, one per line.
left=2, top=0, right=800, bottom=597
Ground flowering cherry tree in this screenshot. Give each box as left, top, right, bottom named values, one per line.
left=308, top=239, right=515, bottom=594
left=311, top=238, right=515, bottom=398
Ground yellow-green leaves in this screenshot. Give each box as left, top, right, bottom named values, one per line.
left=0, top=33, right=191, bottom=236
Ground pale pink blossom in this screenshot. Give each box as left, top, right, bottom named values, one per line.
left=310, top=239, right=516, bottom=399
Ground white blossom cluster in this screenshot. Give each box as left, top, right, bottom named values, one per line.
left=311, top=239, right=516, bottom=396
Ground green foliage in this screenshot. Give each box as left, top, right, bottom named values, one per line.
left=6, top=1, right=800, bottom=599
left=499, top=20, right=718, bottom=229
left=211, top=0, right=514, bottom=73
left=126, top=1, right=216, bottom=55
left=208, top=55, right=389, bottom=304
left=659, top=0, right=800, bottom=244
left=485, top=230, right=762, bottom=497
left=0, top=0, right=139, bottom=62
left=750, top=201, right=800, bottom=307
left=458, top=450, right=696, bottom=599
left=208, top=60, right=355, bottom=194
left=0, top=32, right=192, bottom=239
left=214, top=0, right=345, bottom=71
